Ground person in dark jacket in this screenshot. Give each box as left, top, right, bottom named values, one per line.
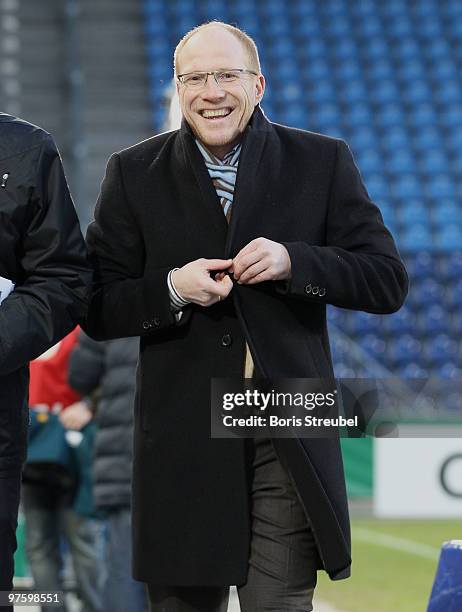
left=0, top=114, right=91, bottom=605
left=68, top=331, right=148, bottom=612
left=85, top=22, right=408, bottom=612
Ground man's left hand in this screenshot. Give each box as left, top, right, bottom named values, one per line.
left=232, top=238, right=291, bottom=284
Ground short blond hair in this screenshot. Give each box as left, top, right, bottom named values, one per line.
left=173, top=21, right=261, bottom=75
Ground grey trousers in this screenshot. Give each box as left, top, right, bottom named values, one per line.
left=148, top=437, right=317, bottom=611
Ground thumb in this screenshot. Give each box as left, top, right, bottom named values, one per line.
left=205, top=258, right=233, bottom=271
left=217, top=275, right=234, bottom=294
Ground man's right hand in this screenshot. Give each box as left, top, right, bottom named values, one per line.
left=172, top=258, right=233, bottom=307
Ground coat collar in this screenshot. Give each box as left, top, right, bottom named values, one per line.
left=177, top=106, right=276, bottom=257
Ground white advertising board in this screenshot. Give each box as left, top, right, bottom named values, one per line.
left=374, top=426, right=462, bottom=518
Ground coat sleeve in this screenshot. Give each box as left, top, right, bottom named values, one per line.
left=278, top=140, right=408, bottom=313
left=0, top=137, right=91, bottom=376
left=85, top=153, right=191, bottom=341
left=68, top=330, right=105, bottom=396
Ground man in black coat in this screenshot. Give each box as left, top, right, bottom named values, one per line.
left=0, top=114, right=91, bottom=605
left=85, top=22, right=408, bottom=611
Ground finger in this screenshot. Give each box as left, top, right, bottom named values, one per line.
left=217, top=275, right=234, bottom=295
left=236, top=238, right=261, bottom=258
left=243, top=269, right=272, bottom=284
left=238, top=261, right=269, bottom=284
left=234, top=250, right=263, bottom=279
left=204, top=258, right=233, bottom=271
left=213, top=277, right=234, bottom=298
left=202, top=277, right=233, bottom=298
left=233, top=242, right=259, bottom=266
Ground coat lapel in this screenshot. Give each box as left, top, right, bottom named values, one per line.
left=172, top=106, right=278, bottom=260
left=178, top=121, right=228, bottom=256
left=225, top=106, right=278, bottom=258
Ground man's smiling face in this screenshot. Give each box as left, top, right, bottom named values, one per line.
left=176, top=26, right=265, bottom=158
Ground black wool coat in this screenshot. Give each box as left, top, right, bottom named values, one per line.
left=85, top=107, right=408, bottom=586
left=0, top=114, right=90, bottom=474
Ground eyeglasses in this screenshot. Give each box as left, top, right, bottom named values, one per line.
left=176, top=68, right=258, bottom=89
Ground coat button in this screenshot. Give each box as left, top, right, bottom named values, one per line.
left=142, top=321, right=151, bottom=330
left=221, top=334, right=232, bottom=347
left=319, top=288, right=326, bottom=297
left=304, top=283, right=312, bottom=294
left=312, top=286, right=319, bottom=295
left=152, top=317, right=161, bottom=327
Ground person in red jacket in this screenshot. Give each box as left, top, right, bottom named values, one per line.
left=29, top=329, right=82, bottom=414
left=23, top=328, right=102, bottom=612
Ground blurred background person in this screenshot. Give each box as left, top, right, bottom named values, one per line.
left=68, top=331, right=148, bottom=612
left=22, top=328, right=102, bottom=612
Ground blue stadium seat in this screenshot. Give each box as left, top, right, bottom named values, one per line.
left=438, top=251, right=462, bottom=280
left=418, top=305, right=448, bottom=335
left=381, top=126, right=408, bottom=151
left=434, top=225, right=462, bottom=251
left=383, top=306, right=414, bottom=335
left=259, top=0, right=286, bottom=17
left=431, top=200, right=462, bottom=227
left=348, top=127, right=377, bottom=151
left=391, top=175, right=423, bottom=199
left=446, top=279, right=462, bottom=309
left=349, top=311, right=384, bottom=335
left=359, top=334, right=387, bottom=359
left=409, top=278, right=444, bottom=304
left=386, top=149, right=415, bottom=174
left=419, top=150, right=448, bottom=174
left=402, top=81, right=432, bottom=104
left=357, top=15, right=382, bottom=38
left=409, top=103, right=437, bottom=129
left=388, top=335, right=422, bottom=366
left=345, top=104, right=373, bottom=127
left=370, top=80, right=400, bottom=104
left=397, top=362, right=429, bottom=378
left=376, top=104, right=405, bottom=129
left=326, top=18, right=352, bottom=39
left=397, top=59, right=426, bottom=82
left=412, top=127, right=443, bottom=150
left=365, top=60, right=393, bottom=83
left=436, top=362, right=462, bottom=379
left=450, top=312, right=462, bottom=335
left=425, top=172, right=456, bottom=199
left=263, top=20, right=292, bottom=38
left=423, top=334, right=459, bottom=365
left=433, top=82, right=462, bottom=104
left=404, top=250, right=434, bottom=280
left=424, top=40, right=451, bottom=61
left=353, top=0, right=378, bottom=16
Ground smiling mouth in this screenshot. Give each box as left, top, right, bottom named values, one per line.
left=199, top=108, right=233, bottom=120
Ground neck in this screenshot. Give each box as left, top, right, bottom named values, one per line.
left=199, top=138, right=242, bottom=160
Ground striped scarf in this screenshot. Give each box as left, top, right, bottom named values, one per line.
left=195, top=139, right=241, bottom=223
left=195, top=138, right=254, bottom=377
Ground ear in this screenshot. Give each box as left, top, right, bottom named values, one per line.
left=255, top=74, right=266, bottom=104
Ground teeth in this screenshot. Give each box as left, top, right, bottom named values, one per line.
left=201, top=108, right=231, bottom=118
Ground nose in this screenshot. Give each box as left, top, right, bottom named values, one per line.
left=201, top=73, right=226, bottom=99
